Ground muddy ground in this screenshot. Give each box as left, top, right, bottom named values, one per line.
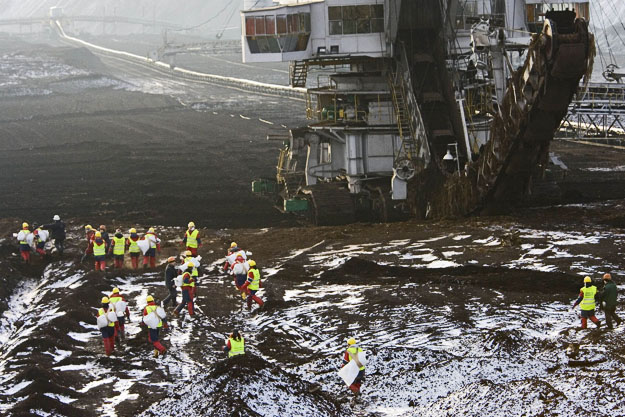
left=0, top=34, right=625, bottom=417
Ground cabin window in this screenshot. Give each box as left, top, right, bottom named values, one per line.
left=265, top=16, right=276, bottom=35
left=277, top=15, right=287, bottom=34
left=245, top=17, right=255, bottom=36
left=328, top=4, right=384, bottom=36
left=255, top=16, right=265, bottom=35
left=247, top=12, right=311, bottom=54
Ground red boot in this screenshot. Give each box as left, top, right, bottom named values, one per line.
left=131, top=257, right=138, bottom=269
left=99, top=261, right=106, bottom=271
left=103, top=337, right=113, bottom=355
left=150, top=257, right=156, bottom=268
left=94, top=261, right=100, bottom=271
left=349, top=383, right=361, bottom=393
left=252, top=295, right=264, bottom=307
left=581, top=318, right=588, bottom=329
left=153, top=340, right=167, bottom=354
left=20, top=251, right=30, bottom=263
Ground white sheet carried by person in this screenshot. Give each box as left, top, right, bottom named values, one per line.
left=143, top=311, right=160, bottom=329
left=137, top=239, right=151, bottom=255
left=97, top=311, right=118, bottom=329
left=232, top=260, right=249, bottom=277
left=226, top=250, right=247, bottom=270
left=96, top=314, right=109, bottom=329
left=25, top=232, right=35, bottom=247
left=156, top=307, right=167, bottom=319
left=115, top=300, right=128, bottom=318
left=176, top=256, right=201, bottom=279
left=37, top=229, right=49, bottom=242
left=337, top=350, right=367, bottom=386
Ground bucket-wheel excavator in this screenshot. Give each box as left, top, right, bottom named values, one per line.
left=244, top=0, right=594, bottom=224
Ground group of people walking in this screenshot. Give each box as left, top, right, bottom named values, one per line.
left=572, top=273, right=621, bottom=330
left=15, top=215, right=66, bottom=262
left=82, top=224, right=161, bottom=271
left=88, top=222, right=270, bottom=364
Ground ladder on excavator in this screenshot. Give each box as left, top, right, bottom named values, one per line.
left=387, top=42, right=431, bottom=179
left=289, top=61, right=308, bottom=88
left=389, top=72, right=418, bottom=160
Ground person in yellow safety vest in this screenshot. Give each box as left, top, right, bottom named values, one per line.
left=93, top=231, right=107, bottom=272
left=342, top=338, right=366, bottom=395
left=232, top=255, right=249, bottom=300
left=174, top=264, right=195, bottom=317
left=108, top=287, right=130, bottom=341
left=142, top=295, right=167, bottom=357
left=126, top=228, right=141, bottom=269
left=183, top=250, right=199, bottom=297
left=98, top=297, right=116, bottom=356
left=223, top=241, right=244, bottom=272
left=143, top=227, right=161, bottom=269
left=572, top=276, right=602, bottom=329
left=241, top=260, right=264, bottom=311
left=17, top=222, right=31, bottom=263
left=223, top=329, right=245, bottom=357
left=182, top=221, right=201, bottom=257
left=33, top=228, right=46, bottom=259
left=109, top=229, right=126, bottom=269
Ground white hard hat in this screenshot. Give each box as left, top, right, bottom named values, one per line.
left=53, top=215, right=60, bottom=221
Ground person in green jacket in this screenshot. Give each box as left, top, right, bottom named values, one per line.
left=598, top=273, right=621, bottom=329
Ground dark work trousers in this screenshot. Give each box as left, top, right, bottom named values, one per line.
left=54, top=238, right=65, bottom=255
left=605, top=307, right=622, bottom=328
left=163, top=284, right=177, bottom=307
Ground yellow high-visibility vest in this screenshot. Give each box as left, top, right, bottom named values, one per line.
left=146, top=233, right=157, bottom=249
left=145, top=304, right=162, bottom=327
left=185, top=229, right=199, bottom=248
left=248, top=269, right=261, bottom=291
left=128, top=238, right=140, bottom=253
left=184, top=257, right=199, bottom=277
left=228, top=337, right=245, bottom=357
left=19, top=230, right=28, bottom=245
left=112, top=236, right=125, bottom=255
left=181, top=272, right=195, bottom=288
left=93, top=241, right=106, bottom=256
left=347, top=346, right=365, bottom=370
left=580, top=286, right=597, bottom=311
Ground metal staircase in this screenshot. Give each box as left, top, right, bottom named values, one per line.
left=289, top=61, right=308, bottom=88
left=388, top=42, right=431, bottom=179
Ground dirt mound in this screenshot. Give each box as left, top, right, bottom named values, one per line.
left=318, top=258, right=582, bottom=296
left=139, top=353, right=347, bottom=417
